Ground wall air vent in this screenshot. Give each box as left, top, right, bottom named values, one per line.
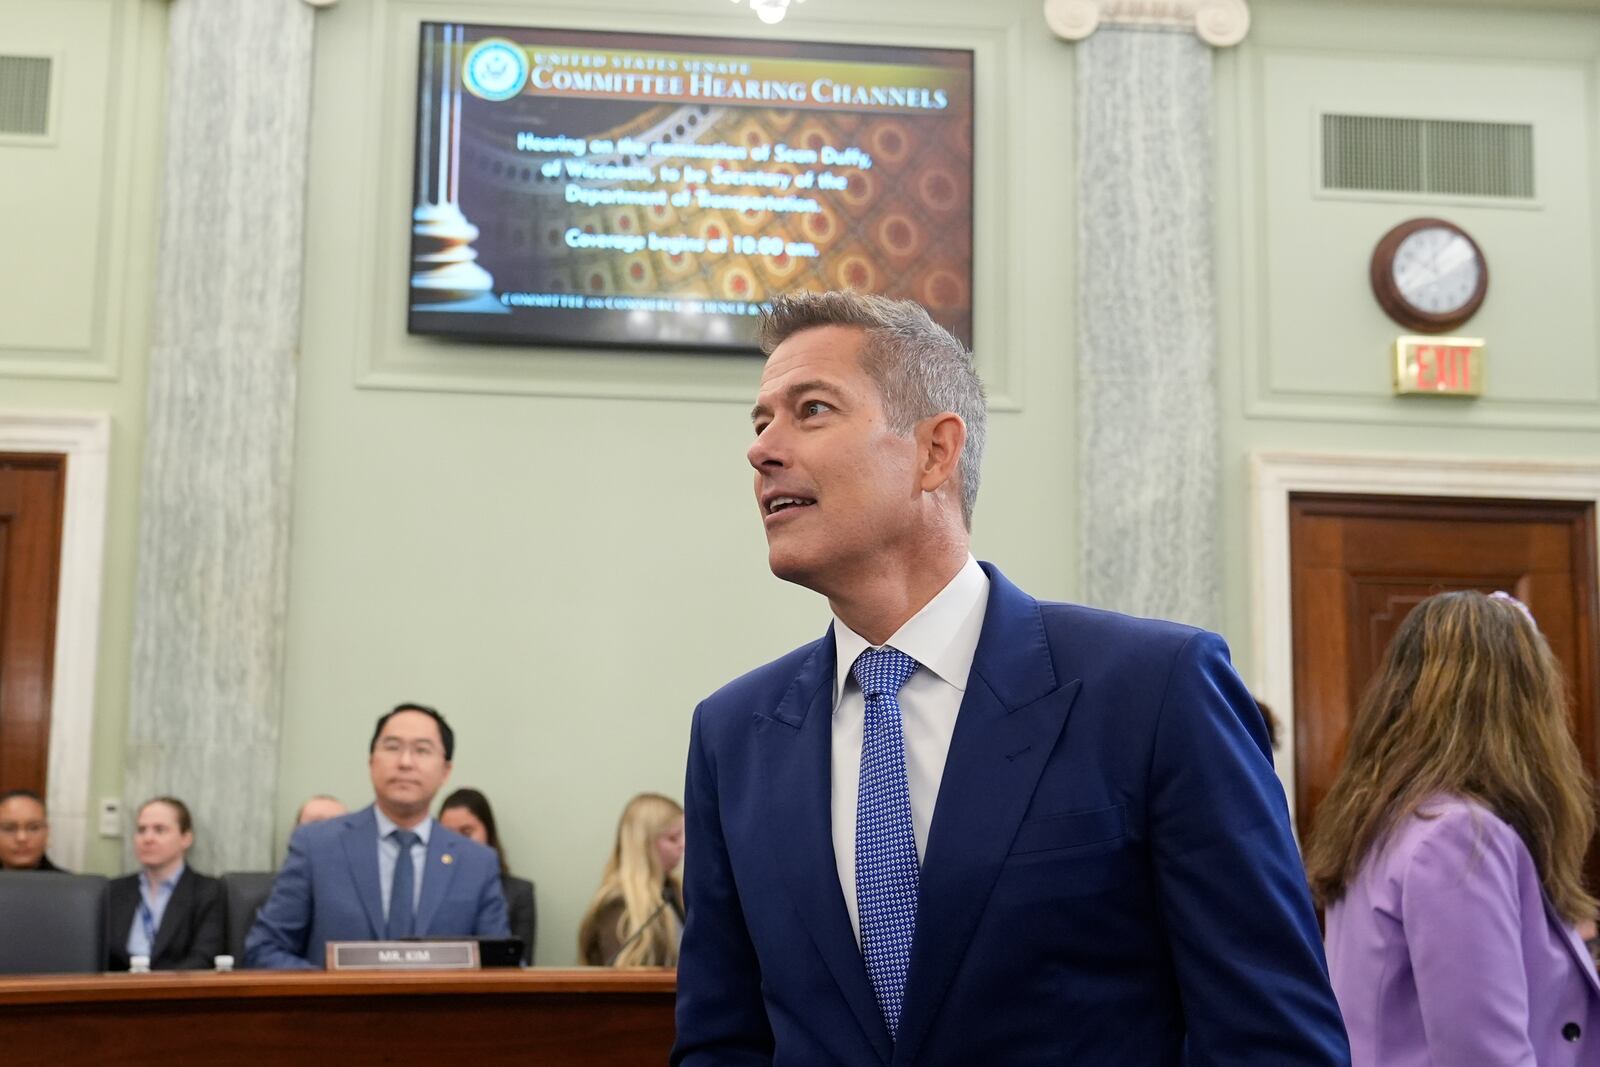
left=0, top=55, right=52, bottom=138
left=1321, top=114, right=1534, bottom=200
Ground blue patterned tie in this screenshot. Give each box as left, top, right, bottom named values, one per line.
left=853, top=646, right=921, bottom=1039
left=387, top=829, right=419, bottom=939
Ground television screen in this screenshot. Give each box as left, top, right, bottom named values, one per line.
left=408, top=23, right=974, bottom=353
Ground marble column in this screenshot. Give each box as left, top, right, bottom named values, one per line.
left=1053, top=0, right=1249, bottom=630
left=124, top=0, right=316, bottom=872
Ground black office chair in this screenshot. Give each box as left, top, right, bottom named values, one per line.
left=221, top=870, right=277, bottom=962
left=0, top=871, right=109, bottom=974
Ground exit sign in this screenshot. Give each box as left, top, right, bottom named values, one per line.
left=1393, top=336, right=1484, bottom=397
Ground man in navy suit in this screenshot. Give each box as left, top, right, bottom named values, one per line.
left=673, top=292, right=1350, bottom=1065
left=245, top=704, right=509, bottom=969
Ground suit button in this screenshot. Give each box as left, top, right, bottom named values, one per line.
left=1563, top=1022, right=1581, bottom=1041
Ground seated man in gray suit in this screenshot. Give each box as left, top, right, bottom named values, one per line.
left=245, top=704, right=510, bottom=968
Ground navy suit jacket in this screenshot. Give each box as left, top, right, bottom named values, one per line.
left=244, top=804, right=509, bottom=969
left=673, top=564, right=1350, bottom=1066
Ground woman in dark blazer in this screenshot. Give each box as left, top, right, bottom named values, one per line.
left=108, top=797, right=225, bottom=971
left=439, top=788, right=536, bottom=963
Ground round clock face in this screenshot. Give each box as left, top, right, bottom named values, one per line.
left=1391, top=227, right=1481, bottom=315
left=1369, top=218, right=1488, bottom=333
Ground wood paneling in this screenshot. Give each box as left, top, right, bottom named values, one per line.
left=1290, top=493, right=1599, bottom=849
left=0, top=969, right=677, bottom=1066
left=0, top=453, right=67, bottom=795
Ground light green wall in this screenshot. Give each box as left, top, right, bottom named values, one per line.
left=0, top=0, right=166, bottom=875
left=2, top=0, right=1597, bottom=967
left=1212, top=1, right=1600, bottom=678
left=282, top=0, right=1076, bottom=964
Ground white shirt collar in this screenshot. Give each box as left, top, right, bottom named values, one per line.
left=374, top=806, right=433, bottom=845
left=832, top=555, right=990, bottom=707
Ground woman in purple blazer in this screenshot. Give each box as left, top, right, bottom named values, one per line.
left=1306, top=590, right=1600, bottom=1067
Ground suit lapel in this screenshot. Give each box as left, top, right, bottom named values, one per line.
left=1553, top=903, right=1600, bottom=998
left=892, top=564, right=1082, bottom=1066
left=760, top=629, right=894, bottom=1065
left=149, top=868, right=193, bottom=962
left=341, top=808, right=385, bottom=938
left=416, top=827, right=457, bottom=934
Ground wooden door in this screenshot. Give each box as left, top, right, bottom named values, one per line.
left=0, top=454, right=67, bottom=795
left=1290, top=493, right=1599, bottom=847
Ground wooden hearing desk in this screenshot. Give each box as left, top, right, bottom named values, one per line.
left=0, top=968, right=676, bottom=1065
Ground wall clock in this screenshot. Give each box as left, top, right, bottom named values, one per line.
left=1369, top=217, right=1488, bottom=334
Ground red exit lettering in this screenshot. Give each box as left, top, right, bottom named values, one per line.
left=1415, top=345, right=1473, bottom=392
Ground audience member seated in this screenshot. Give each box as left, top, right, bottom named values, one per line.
left=0, top=789, right=66, bottom=872
left=244, top=703, right=509, bottom=968
left=108, top=796, right=225, bottom=971
left=1253, top=696, right=1281, bottom=751
left=294, top=794, right=347, bottom=826
left=1306, top=591, right=1600, bottom=1066
left=577, top=793, right=685, bottom=967
left=439, top=787, right=536, bottom=964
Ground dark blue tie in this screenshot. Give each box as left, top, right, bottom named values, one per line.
left=387, top=829, right=419, bottom=939
left=853, top=646, right=921, bottom=1038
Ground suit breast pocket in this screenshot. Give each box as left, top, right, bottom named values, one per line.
left=1009, top=804, right=1127, bottom=857
left=1002, top=804, right=1137, bottom=899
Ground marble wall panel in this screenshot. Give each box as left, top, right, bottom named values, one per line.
left=1076, top=28, right=1220, bottom=631
left=124, top=0, right=313, bottom=873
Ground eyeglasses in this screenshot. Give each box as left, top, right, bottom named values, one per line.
left=0, top=822, right=47, bottom=837
left=375, top=739, right=441, bottom=759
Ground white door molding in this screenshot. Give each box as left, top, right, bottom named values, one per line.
left=0, top=410, right=111, bottom=870
left=1250, top=450, right=1600, bottom=821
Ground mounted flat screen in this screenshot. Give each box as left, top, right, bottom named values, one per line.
left=408, top=22, right=974, bottom=352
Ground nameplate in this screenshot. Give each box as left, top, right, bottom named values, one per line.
left=326, top=940, right=480, bottom=971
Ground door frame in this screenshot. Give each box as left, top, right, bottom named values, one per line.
left=1251, top=450, right=1600, bottom=825
left=0, top=411, right=110, bottom=869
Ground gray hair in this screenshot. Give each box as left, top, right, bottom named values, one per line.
left=759, top=291, right=987, bottom=528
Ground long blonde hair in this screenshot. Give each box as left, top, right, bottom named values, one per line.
left=1304, top=590, right=1597, bottom=924
left=577, top=793, right=684, bottom=966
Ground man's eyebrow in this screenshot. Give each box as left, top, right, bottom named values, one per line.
left=750, top=380, right=844, bottom=422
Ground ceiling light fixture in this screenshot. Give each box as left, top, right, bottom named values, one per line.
left=732, top=0, right=805, bottom=26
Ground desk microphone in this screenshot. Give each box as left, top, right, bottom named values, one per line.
left=605, top=887, right=677, bottom=966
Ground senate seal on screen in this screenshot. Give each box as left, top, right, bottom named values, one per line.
left=462, top=39, right=529, bottom=101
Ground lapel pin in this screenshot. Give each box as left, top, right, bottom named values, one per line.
left=442, top=854, right=453, bottom=865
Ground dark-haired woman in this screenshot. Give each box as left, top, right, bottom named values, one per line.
left=1306, top=590, right=1600, bottom=1066
left=108, top=797, right=225, bottom=971
left=439, top=788, right=536, bottom=963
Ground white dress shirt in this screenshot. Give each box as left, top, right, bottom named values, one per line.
left=831, top=555, right=990, bottom=943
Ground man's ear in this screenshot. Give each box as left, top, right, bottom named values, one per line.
left=917, top=412, right=967, bottom=495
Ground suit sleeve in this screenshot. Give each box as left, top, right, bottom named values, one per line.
left=244, top=830, right=316, bottom=970
left=671, top=702, right=776, bottom=1067
left=1148, top=632, right=1351, bottom=1066
left=473, top=861, right=512, bottom=939
left=1401, top=809, right=1537, bottom=1064
left=173, top=877, right=227, bottom=970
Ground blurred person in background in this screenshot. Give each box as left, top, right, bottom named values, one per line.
left=245, top=703, right=509, bottom=968
left=0, top=789, right=63, bottom=872
left=439, top=787, right=536, bottom=963
left=108, top=796, right=225, bottom=971
left=578, top=793, right=685, bottom=967
left=294, top=794, right=347, bottom=826
left=1307, top=590, right=1599, bottom=1066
